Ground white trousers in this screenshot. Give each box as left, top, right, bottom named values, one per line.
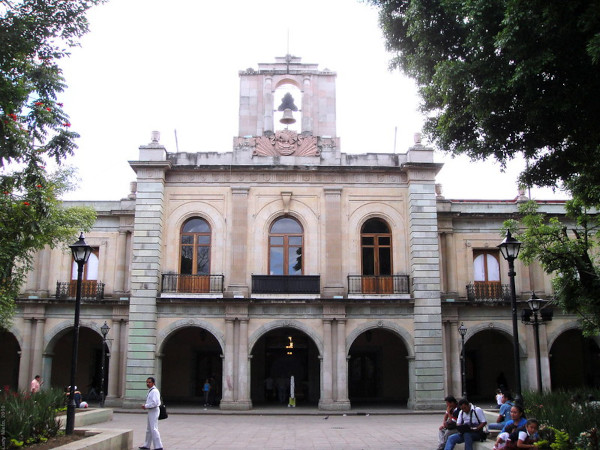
left=143, top=407, right=163, bottom=449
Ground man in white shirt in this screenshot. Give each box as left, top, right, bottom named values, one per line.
left=444, top=398, right=488, bottom=450
left=139, top=377, right=163, bottom=450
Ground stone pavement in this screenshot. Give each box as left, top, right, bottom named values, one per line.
left=90, top=406, right=443, bottom=449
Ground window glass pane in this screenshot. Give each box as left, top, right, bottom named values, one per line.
left=181, top=246, right=193, bottom=274
left=181, top=235, right=193, bottom=244
left=362, top=236, right=374, bottom=245
left=473, top=254, right=485, bottom=281
left=486, top=254, right=500, bottom=281
left=196, top=247, right=210, bottom=274
left=86, top=252, right=99, bottom=280
left=270, top=236, right=284, bottom=245
left=362, top=247, right=375, bottom=275
left=379, top=236, right=391, bottom=245
left=183, top=218, right=210, bottom=233
left=197, top=235, right=210, bottom=245
left=379, top=248, right=391, bottom=275
left=270, top=217, right=302, bottom=234
left=289, top=247, right=303, bottom=275
left=361, top=218, right=390, bottom=234
left=270, top=247, right=284, bottom=275
left=288, top=236, right=302, bottom=246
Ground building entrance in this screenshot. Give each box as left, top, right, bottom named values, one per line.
left=550, top=329, right=600, bottom=389
left=250, top=327, right=320, bottom=405
left=348, top=329, right=409, bottom=405
left=161, top=327, right=222, bottom=404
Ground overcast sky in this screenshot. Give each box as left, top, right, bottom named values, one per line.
left=58, top=0, right=567, bottom=201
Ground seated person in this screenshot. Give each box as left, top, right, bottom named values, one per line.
left=444, top=398, right=488, bottom=450
left=437, top=396, right=460, bottom=450
left=493, top=406, right=528, bottom=450
left=489, top=391, right=514, bottom=430
left=516, top=419, right=539, bottom=449
left=65, top=386, right=83, bottom=407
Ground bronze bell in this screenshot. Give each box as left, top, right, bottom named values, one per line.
left=280, top=108, right=296, bottom=125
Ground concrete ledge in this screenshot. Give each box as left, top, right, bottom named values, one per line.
left=455, top=441, right=495, bottom=450
left=74, top=408, right=113, bottom=427
left=56, top=428, right=132, bottom=449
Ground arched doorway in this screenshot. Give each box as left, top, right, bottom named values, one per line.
left=348, top=328, right=409, bottom=405
left=464, top=329, right=514, bottom=401
left=550, top=328, right=600, bottom=389
left=0, top=331, right=20, bottom=390
left=161, top=327, right=222, bottom=404
left=50, top=327, right=109, bottom=400
left=250, top=327, right=320, bottom=406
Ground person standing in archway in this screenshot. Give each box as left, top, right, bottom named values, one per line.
left=140, top=377, right=163, bottom=450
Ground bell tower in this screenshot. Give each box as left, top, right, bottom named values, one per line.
left=238, top=55, right=337, bottom=139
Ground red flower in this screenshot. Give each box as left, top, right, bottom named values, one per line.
left=3, top=191, right=9, bottom=195
left=23, top=201, right=30, bottom=206
left=35, top=102, right=44, bottom=106
left=46, top=107, right=51, bottom=111
left=63, top=122, right=71, bottom=127
left=9, top=113, right=17, bottom=121
left=36, top=184, right=42, bottom=188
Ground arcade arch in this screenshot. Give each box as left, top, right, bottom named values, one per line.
left=160, top=325, right=223, bottom=404
left=0, top=331, right=20, bottom=390
left=549, top=328, right=600, bottom=389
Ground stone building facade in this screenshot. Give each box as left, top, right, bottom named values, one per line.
left=3, top=56, right=599, bottom=410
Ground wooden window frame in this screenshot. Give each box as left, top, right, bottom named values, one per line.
left=268, top=217, right=304, bottom=275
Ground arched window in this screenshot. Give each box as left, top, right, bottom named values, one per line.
left=473, top=251, right=500, bottom=282
left=269, top=217, right=303, bottom=275
left=361, top=218, right=392, bottom=276
left=180, top=218, right=211, bottom=275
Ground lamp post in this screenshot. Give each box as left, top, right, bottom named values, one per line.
left=66, top=233, right=92, bottom=435
left=522, top=292, right=552, bottom=393
left=458, top=322, right=468, bottom=398
left=100, top=321, right=110, bottom=407
left=498, top=230, right=523, bottom=405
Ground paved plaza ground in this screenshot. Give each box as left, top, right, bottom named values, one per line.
left=91, top=407, right=443, bottom=449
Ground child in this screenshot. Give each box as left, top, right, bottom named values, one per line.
left=496, top=388, right=503, bottom=408
left=516, top=419, right=539, bottom=449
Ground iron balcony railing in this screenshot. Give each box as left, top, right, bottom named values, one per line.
left=347, top=275, right=410, bottom=294
left=161, top=274, right=224, bottom=294
left=252, top=275, right=320, bottom=294
left=55, top=281, right=105, bottom=300
left=466, top=282, right=511, bottom=302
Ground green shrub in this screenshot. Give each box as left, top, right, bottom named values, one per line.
left=0, top=386, right=66, bottom=448
left=523, top=389, right=600, bottom=450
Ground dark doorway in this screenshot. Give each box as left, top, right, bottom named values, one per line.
left=550, top=329, right=600, bottom=390
left=161, top=327, right=222, bottom=404
left=464, top=330, right=514, bottom=401
left=50, top=327, right=108, bottom=400
left=348, top=328, right=409, bottom=405
left=0, top=331, right=20, bottom=390
left=251, top=327, right=320, bottom=406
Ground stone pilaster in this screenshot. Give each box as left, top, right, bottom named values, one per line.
left=227, top=188, right=250, bottom=297
left=323, top=188, right=344, bottom=297
left=318, top=319, right=333, bottom=409
left=123, top=139, right=170, bottom=407
left=406, top=161, right=445, bottom=409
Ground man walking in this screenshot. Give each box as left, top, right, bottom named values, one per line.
left=140, top=377, right=163, bottom=450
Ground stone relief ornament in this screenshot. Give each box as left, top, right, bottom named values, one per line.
left=253, top=130, right=319, bottom=157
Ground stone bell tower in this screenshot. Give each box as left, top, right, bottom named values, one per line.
left=238, top=55, right=336, bottom=137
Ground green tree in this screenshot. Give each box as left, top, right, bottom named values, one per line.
left=505, top=200, right=600, bottom=335
left=368, top=0, right=600, bottom=194
left=0, top=0, right=105, bottom=329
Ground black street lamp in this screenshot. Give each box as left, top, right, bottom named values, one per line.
left=100, top=321, right=110, bottom=407
left=522, top=292, right=553, bottom=393
left=498, top=230, right=523, bottom=405
left=66, top=233, right=92, bottom=435
left=458, top=322, right=468, bottom=398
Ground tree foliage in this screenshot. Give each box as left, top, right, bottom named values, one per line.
left=505, top=200, right=600, bottom=335
left=368, top=0, right=600, bottom=194
left=0, top=0, right=105, bottom=329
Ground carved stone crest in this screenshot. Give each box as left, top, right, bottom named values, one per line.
left=253, top=130, right=319, bottom=157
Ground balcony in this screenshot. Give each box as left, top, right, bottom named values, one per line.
left=55, top=281, right=105, bottom=300
left=252, top=275, right=320, bottom=294
left=161, top=274, right=224, bottom=294
left=347, top=275, right=410, bottom=295
left=466, top=282, right=511, bottom=302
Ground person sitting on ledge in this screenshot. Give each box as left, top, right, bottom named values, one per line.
left=489, top=391, right=514, bottom=430
left=444, top=398, right=488, bottom=450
